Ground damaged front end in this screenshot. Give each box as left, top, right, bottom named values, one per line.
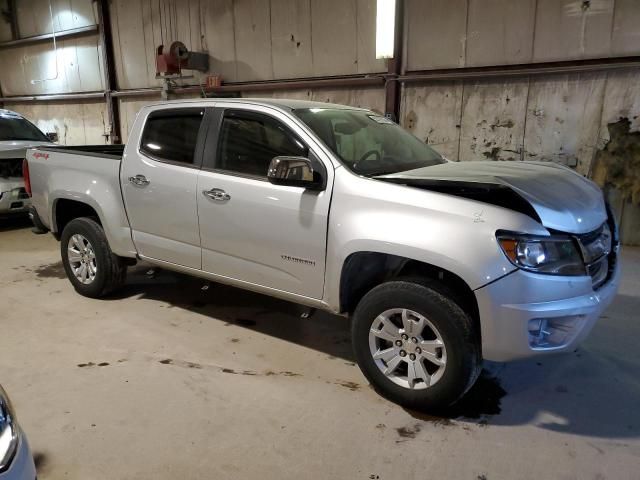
left=375, top=160, right=620, bottom=290
left=377, top=177, right=543, bottom=224
left=0, top=158, right=30, bottom=215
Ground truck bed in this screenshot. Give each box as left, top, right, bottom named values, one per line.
left=26, top=143, right=136, bottom=257
left=35, top=144, right=125, bottom=160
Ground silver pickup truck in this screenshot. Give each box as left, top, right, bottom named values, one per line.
left=25, top=99, right=620, bottom=408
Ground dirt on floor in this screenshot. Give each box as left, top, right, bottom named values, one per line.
left=1, top=220, right=639, bottom=480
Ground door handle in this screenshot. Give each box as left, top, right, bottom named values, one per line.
left=203, top=188, right=231, bottom=202
left=129, top=174, right=150, bottom=186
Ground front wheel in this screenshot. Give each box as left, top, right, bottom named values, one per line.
left=60, top=217, right=127, bottom=298
left=351, top=280, right=481, bottom=409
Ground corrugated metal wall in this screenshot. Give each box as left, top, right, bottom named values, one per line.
left=0, top=0, right=639, bottom=242
left=109, top=0, right=385, bottom=88
left=0, top=0, right=103, bottom=96
left=401, top=69, right=640, bottom=175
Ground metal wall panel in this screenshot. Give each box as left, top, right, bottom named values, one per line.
left=611, top=0, right=640, bottom=56
left=406, top=0, right=640, bottom=70
left=459, top=79, right=529, bottom=161
left=310, top=0, right=358, bottom=76
left=111, top=0, right=203, bottom=89
left=110, top=0, right=147, bottom=89
left=109, top=0, right=385, bottom=88
left=465, top=0, right=536, bottom=67
left=400, top=68, right=640, bottom=178
left=0, top=0, right=12, bottom=42
left=16, top=0, right=96, bottom=36
left=10, top=100, right=107, bottom=144
left=356, top=0, right=386, bottom=74
left=598, top=69, right=640, bottom=144
left=400, top=82, right=464, bottom=160
left=0, top=35, right=104, bottom=95
left=406, top=0, right=469, bottom=70
left=200, top=0, right=238, bottom=82
left=524, top=72, right=606, bottom=174
left=532, top=0, right=615, bottom=62
left=270, top=0, right=313, bottom=79
left=234, top=0, right=273, bottom=81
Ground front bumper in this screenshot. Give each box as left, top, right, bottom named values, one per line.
left=476, top=259, right=621, bottom=362
left=0, top=430, right=36, bottom=480
left=0, top=190, right=30, bottom=215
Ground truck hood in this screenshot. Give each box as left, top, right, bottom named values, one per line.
left=0, top=140, right=53, bottom=158
left=378, top=161, right=607, bottom=234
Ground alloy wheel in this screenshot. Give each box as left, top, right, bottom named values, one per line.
left=368, top=308, right=447, bottom=390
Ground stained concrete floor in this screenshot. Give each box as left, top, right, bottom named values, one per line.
left=1, top=217, right=639, bottom=480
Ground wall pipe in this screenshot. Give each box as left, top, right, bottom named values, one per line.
left=1, top=57, right=639, bottom=104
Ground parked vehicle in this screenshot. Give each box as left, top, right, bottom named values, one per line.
left=24, top=99, right=620, bottom=408
left=0, top=110, right=53, bottom=218
left=0, top=385, right=36, bottom=480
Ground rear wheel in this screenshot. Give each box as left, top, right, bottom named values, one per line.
left=351, top=280, right=481, bottom=409
left=60, top=217, right=127, bottom=298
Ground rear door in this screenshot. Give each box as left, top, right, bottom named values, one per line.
left=196, top=105, right=333, bottom=298
left=121, top=107, right=208, bottom=269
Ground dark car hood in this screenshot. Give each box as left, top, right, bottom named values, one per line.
left=377, top=161, right=607, bottom=234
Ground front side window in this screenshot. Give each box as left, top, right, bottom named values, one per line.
left=294, top=108, right=445, bottom=177
left=216, top=111, right=307, bottom=178
left=140, top=108, right=204, bottom=164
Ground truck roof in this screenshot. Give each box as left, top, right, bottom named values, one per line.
left=140, top=97, right=370, bottom=112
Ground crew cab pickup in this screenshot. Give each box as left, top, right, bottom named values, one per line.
left=25, top=99, right=620, bottom=408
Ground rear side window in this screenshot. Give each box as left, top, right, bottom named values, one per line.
left=140, top=108, right=204, bottom=165
left=216, top=111, right=307, bottom=177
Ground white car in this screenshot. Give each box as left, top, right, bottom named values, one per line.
left=0, top=385, right=35, bottom=480
left=0, top=110, right=53, bottom=217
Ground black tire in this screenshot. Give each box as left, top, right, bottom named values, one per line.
left=60, top=217, right=127, bottom=298
left=351, top=280, right=481, bottom=410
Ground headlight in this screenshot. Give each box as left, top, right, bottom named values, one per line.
left=0, top=385, right=18, bottom=472
left=497, top=232, right=586, bottom=275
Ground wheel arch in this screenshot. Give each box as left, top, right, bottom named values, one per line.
left=52, top=196, right=103, bottom=236
left=48, top=190, right=137, bottom=258
left=339, top=251, right=481, bottom=340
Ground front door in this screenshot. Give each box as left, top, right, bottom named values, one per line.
left=121, top=107, right=207, bottom=269
left=197, top=107, right=332, bottom=299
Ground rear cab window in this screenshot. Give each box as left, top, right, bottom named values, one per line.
left=139, top=108, right=205, bottom=166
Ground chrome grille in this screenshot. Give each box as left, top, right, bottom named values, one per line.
left=587, top=256, right=608, bottom=289
left=575, top=222, right=615, bottom=290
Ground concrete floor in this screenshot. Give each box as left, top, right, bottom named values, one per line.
left=1, top=217, right=639, bottom=480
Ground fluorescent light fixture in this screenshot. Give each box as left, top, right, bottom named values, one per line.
left=376, top=0, right=396, bottom=59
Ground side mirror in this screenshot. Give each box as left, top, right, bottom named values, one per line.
left=267, top=156, right=324, bottom=190
left=46, top=132, right=58, bottom=143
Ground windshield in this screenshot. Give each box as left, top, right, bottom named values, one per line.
left=0, top=112, right=49, bottom=142
left=294, top=108, right=444, bottom=176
